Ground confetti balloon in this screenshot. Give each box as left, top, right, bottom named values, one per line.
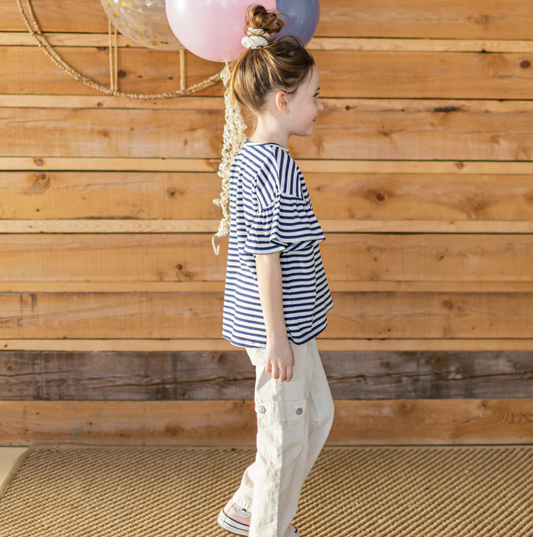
left=100, top=0, right=183, bottom=51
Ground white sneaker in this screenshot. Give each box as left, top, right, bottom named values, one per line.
left=217, top=499, right=300, bottom=536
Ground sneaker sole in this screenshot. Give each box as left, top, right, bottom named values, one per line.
left=217, top=510, right=299, bottom=537
left=217, top=510, right=250, bottom=536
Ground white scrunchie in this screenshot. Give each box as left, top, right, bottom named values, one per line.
left=241, top=27, right=269, bottom=49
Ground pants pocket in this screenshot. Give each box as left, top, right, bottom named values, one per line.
left=255, top=399, right=307, bottom=464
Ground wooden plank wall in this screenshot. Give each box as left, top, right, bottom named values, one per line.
left=1, top=0, right=533, bottom=446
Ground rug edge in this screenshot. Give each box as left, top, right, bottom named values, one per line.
left=0, top=448, right=33, bottom=501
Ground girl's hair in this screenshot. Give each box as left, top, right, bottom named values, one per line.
left=228, top=4, right=316, bottom=117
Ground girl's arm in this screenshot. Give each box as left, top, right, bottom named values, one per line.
left=255, top=252, right=295, bottom=382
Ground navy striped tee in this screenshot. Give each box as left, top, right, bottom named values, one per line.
left=221, top=139, right=334, bottom=348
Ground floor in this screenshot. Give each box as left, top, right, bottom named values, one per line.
left=0, top=448, right=29, bottom=491
left=2, top=444, right=533, bottom=536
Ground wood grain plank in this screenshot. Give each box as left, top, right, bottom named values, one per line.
left=0, top=171, right=221, bottom=219
left=2, top=158, right=533, bottom=175
left=1, top=292, right=533, bottom=339
left=1, top=105, right=533, bottom=159
left=2, top=0, right=532, bottom=40
left=317, top=0, right=533, bottom=40
left=2, top=234, right=533, bottom=282
left=5, top=221, right=533, bottom=233
left=1, top=47, right=533, bottom=99
left=5, top=282, right=533, bottom=293
left=0, top=94, right=225, bottom=109
left=3, top=96, right=533, bottom=113
left=1, top=350, right=533, bottom=401
left=5, top=33, right=533, bottom=53
left=3, top=339, right=533, bottom=352
left=2, top=171, right=533, bottom=222
left=0, top=46, right=222, bottom=97
left=1, top=399, right=532, bottom=446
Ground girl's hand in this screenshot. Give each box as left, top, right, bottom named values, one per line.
left=264, top=338, right=295, bottom=382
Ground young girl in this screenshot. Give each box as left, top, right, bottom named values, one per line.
left=218, top=5, right=335, bottom=536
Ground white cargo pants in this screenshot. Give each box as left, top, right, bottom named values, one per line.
left=230, top=337, right=335, bottom=537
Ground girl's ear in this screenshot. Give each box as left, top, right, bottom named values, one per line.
left=274, top=90, right=289, bottom=115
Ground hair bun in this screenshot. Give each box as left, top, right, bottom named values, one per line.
left=245, top=4, right=287, bottom=46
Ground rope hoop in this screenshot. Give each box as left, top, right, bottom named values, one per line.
left=15, top=0, right=222, bottom=98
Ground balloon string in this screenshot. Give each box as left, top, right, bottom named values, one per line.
left=108, top=20, right=118, bottom=91
left=180, top=50, right=186, bottom=90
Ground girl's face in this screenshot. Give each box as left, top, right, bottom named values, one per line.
left=286, top=65, right=323, bottom=136
left=271, top=64, right=324, bottom=137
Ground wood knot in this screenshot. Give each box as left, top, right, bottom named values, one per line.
left=433, top=106, right=462, bottom=113
left=471, top=15, right=489, bottom=25
left=26, top=171, right=51, bottom=195
left=365, top=188, right=391, bottom=205
left=442, top=299, right=453, bottom=309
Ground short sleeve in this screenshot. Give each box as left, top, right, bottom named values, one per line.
left=243, top=192, right=326, bottom=255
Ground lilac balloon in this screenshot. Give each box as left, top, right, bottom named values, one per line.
left=165, top=0, right=276, bottom=63
left=276, top=0, right=320, bottom=46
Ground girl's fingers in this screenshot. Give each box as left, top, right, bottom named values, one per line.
left=277, top=366, right=293, bottom=382
left=279, top=367, right=286, bottom=382
left=265, top=359, right=293, bottom=382
left=286, top=366, right=293, bottom=382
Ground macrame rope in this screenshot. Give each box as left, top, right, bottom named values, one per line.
left=15, top=0, right=221, bottom=98
left=211, top=64, right=247, bottom=256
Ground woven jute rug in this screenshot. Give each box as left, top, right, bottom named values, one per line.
left=0, top=444, right=532, bottom=536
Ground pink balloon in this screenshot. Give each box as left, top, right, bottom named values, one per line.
left=165, top=0, right=276, bottom=63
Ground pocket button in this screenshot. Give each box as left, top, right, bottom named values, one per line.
left=259, top=406, right=266, bottom=414
left=296, top=407, right=303, bottom=415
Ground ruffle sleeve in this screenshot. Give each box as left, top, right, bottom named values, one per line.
left=243, top=193, right=326, bottom=255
